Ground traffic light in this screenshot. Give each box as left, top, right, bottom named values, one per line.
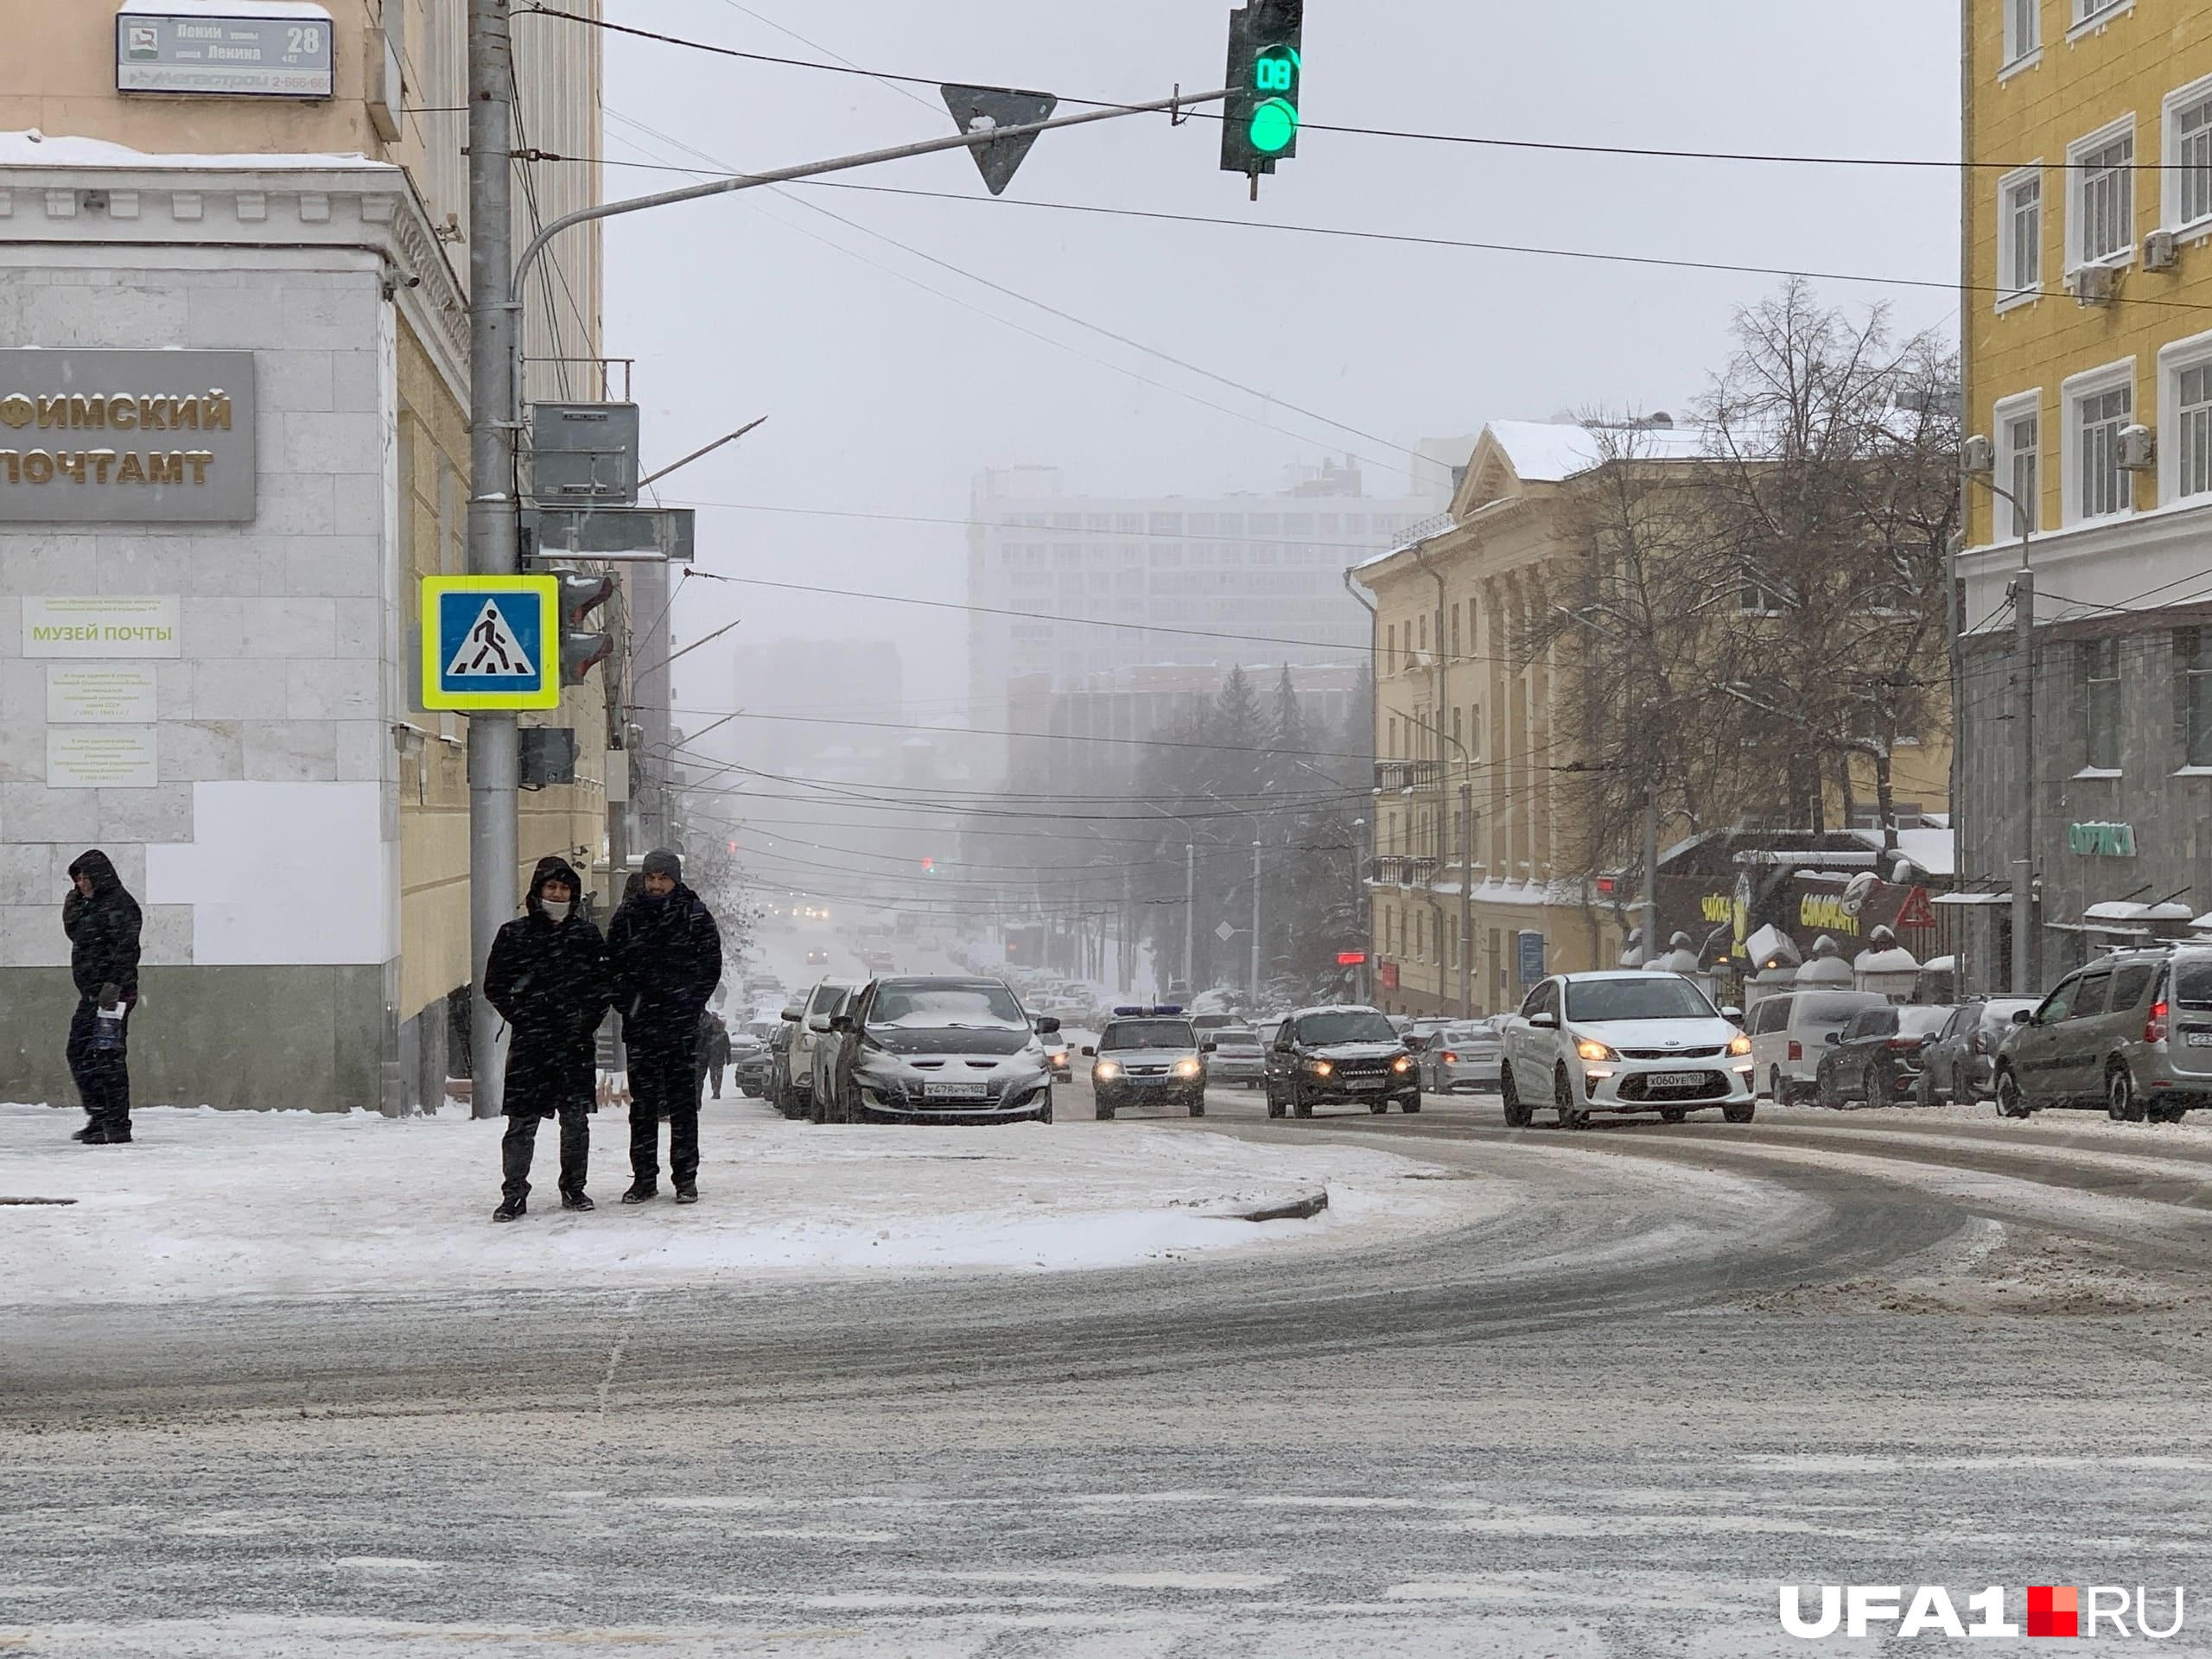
left=1221, top=0, right=1303, bottom=185
left=556, top=572, right=615, bottom=686
left=921, top=855, right=936, bottom=874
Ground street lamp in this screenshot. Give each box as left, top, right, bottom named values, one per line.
left=1962, top=447, right=2037, bottom=995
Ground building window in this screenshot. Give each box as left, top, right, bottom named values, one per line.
left=1384, top=622, right=1396, bottom=672
left=2073, top=0, right=2127, bottom=23
left=2081, top=638, right=2122, bottom=770
left=2063, top=365, right=2134, bottom=522
left=1998, top=168, right=2042, bottom=302
left=1450, top=603, right=1462, bottom=661
left=1995, top=391, right=2041, bottom=536
left=2178, top=628, right=2212, bottom=768
left=2005, top=0, right=2041, bottom=61
left=2167, top=81, right=2212, bottom=230
left=2069, top=122, right=2135, bottom=268
left=2177, top=363, right=2212, bottom=499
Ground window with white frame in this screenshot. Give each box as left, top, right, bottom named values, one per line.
left=2166, top=79, right=2212, bottom=230
left=2074, top=378, right=2133, bottom=519
left=2005, top=0, right=2040, bottom=62
left=2176, top=361, right=2212, bottom=499
left=2074, top=0, right=2127, bottom=24
left=2069, top=121, right=2136, bottom=266
left=1995, top=391, right=2042, bottom=536
left=1999, top=168, right=2043, bottom=300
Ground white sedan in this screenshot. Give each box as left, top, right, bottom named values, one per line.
left=1499, top=971, right=1757, bottom=1128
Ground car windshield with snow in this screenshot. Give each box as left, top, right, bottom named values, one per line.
left=1562, top=976, right=1717, bottom=1023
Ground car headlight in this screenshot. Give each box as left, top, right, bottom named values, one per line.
left=1391, top=1055, right=1414, bottom=1074
left=1094, top=1059, right=1122, bottom=1081
left=1726, top=1033, right=1752, bottom=1057
left=1172, top=1057, right=1202, bottom=1079
left=1575, top=1039, right=1620, bottom=1063
left=1308, top=1058, right=1334, bottom=1077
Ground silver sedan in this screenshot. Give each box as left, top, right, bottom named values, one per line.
left=1418, top=1021, right=1504, bottom=1094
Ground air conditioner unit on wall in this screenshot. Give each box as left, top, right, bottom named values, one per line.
left=2067, top=264, right=2117, bottom=304
left=2145, top=229, right=2179, bottom=271
left=2117, top=424, right=2158, bottom=471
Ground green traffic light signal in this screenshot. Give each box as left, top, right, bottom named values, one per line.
left=1220, top=2, right=1303, bottom=182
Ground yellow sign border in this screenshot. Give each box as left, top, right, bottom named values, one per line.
left=420, top=575, right=562, bottom=712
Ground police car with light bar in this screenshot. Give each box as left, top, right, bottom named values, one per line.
left=1083, top=1005, right=1210, bottom=1120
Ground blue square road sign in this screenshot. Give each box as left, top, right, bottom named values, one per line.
left=420, top=575, right=561, bottom=712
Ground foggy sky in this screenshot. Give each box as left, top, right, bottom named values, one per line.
left=594, top=0, right=1961, bottom=725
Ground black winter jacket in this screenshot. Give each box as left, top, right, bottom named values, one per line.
left=606, top=882, right=722, bottom=1051
left=63, top=850, right=142, bottom=1002
left=485, top=856, right=613, bottom=1116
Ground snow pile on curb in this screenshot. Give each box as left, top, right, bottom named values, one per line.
left=0, top=1103, right=1463, bottom=1305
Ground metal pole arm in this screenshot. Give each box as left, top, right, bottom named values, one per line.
left=511, top=86, right=1230, bottom=301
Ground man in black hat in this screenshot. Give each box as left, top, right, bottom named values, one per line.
left=485, top=855, right=613, bottom=1222
left=62, top=849, right=142, bottom=1145
left=606, top=849, right=722, bottom=1205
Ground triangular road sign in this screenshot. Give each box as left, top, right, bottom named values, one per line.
left=1896, top=886, right=1936, bottom=929
left=445, top=598, right=538, bottom=680
left=941, top=83, right=1058, bottom=195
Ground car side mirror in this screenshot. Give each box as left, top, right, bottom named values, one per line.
left=2012, top=1008, right=2033, bottom=1025
left=1037, top=1016, right=1062, bottom=1034
left=1202, top=1040, right=1218, bottom=1052
left=780, top=1006, right=803, bottom=1022
left=830, top=1014, right=857, bottom=1033
left=1720, top=1006, right=1744, bottom=1022
left=1081, top=1046, right=1096, bottom=1057
left=806, top=1014, right=831, bottom=1033
left=1529, top=1013, right=1559, bottom=1030
left=1824, top=1031, right=1842, bottom=1046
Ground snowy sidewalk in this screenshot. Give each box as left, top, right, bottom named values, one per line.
left=0, top=1102, right=1461, bottom=1306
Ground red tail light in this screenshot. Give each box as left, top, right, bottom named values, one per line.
left=1440, top=1052, right=1458, bottom=1064
left=1787, top=1040, right=1802, bottom=1062
left=1885, top=1036, right=1923, bottom=1051
left=2147, top=1000, right=2169, bottom=1044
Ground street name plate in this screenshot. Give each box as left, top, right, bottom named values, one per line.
left=118, top=10, right=334, bottom=98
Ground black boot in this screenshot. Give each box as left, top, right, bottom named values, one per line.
left=71, top=1124, right=99, bottom=1142
left=561, top=1192, right=595, bottom=1212
left=674, top=1181, right=698, bottom=1205
left=493, top=1197, right=526, bottom=1223
left=620, top=1182, right=657, bottom=1205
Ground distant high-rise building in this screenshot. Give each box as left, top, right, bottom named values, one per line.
left=965, top=448, right=1469, bottom=784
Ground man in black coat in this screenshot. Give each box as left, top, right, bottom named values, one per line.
left=606, top=848, right=722, bottom=1205
left=485, top=855, right=613, bottom=1223
left=61, top=849, right=142, bottom=1145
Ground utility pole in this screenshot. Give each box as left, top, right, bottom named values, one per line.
left=1459, top=780, right=1473, bottom=1016
left=2012, top=563, right=2037, bottom=994
left=465, top=0, right=518, bottom=1120
left=1249, top=840, right=1263, bottom=1001
left=1184, top=841, right=1197, bottom=995
left=1642, top=779, right=1661, bottom=971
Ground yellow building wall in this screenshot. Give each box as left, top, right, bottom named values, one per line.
left=1965, top=0, right=2212, bottom=544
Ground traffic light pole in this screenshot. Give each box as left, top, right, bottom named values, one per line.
left=465, top=0, right=518, bottom=1120
left=465, top=79, right=1231, bottom=1116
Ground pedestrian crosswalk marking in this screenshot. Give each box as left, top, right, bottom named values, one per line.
left=443, top=599, right=538, bottom=681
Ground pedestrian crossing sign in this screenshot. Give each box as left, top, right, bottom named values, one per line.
left=420, top=575, right=562, bottom=711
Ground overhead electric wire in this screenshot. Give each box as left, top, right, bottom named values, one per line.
left=600, top=109, right=1421, bottom=472
left=524, top=5, right=2184, bottom=175
left=640, top=704, right=1378, bottom=762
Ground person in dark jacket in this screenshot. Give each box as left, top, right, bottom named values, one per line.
left=697, top=1007, right=732, bottom=1103
left=605, top=849, right=722, bottom=1205
left=61, top=849, right=142, bottom=1145
left=485, top=855, right=613, bottom=1223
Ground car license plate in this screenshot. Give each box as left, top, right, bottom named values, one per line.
left=923, top=1082, right=989, bottom=1101
left=1648, top=1071, right=1703, bottom=1088
left=2186, top=1032, right=2212, bottom=1048
left=1347, top=1077, right=1384, bottom=1090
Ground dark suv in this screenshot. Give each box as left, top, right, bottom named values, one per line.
left=1263, top=1005, right=1420, bottom=1118
left=1993, top=947, right=2212, bottom=1123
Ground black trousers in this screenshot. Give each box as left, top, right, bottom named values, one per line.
left=501, top=1103, right=590, bottom=1204
left=628, top=1041, right=698, bottom=1186
left=65, top=998, right=131, bottom=1134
